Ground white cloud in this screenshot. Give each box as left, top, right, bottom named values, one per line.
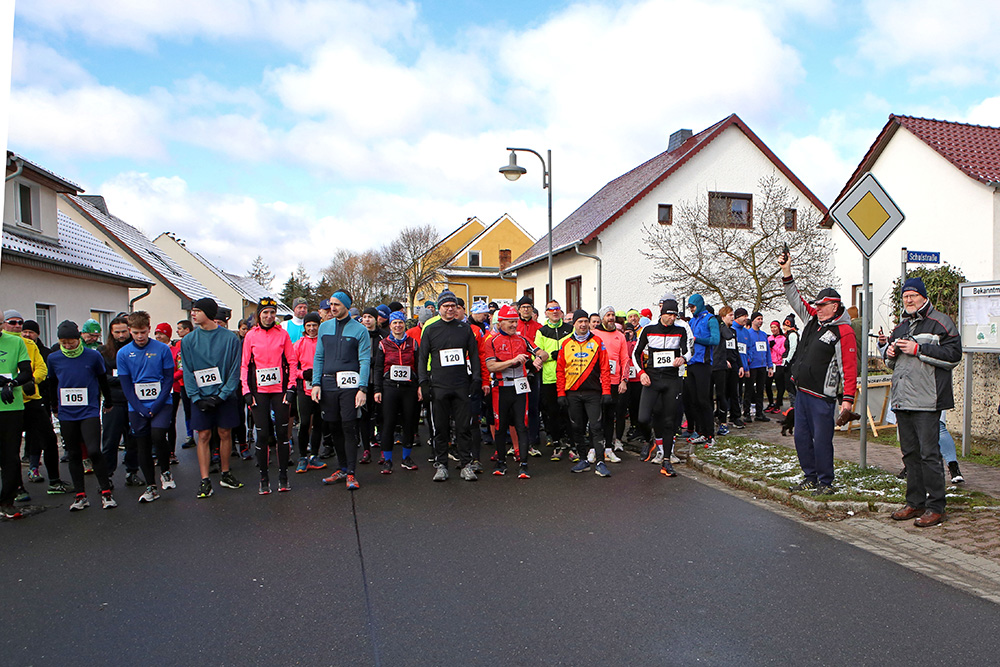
left=11, top=39, right=94, bottom=87
left=964, top=97, right=1000, bottom=127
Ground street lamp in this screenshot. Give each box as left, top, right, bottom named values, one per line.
left=499, top=147, right=552, bottom=302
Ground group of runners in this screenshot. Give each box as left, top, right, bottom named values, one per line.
left=0, top=286, right=805, bottom=518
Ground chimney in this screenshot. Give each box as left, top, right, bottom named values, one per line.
left=668, top=129, right=693, bottom=153
left=499, top=249, right=511, bottom=270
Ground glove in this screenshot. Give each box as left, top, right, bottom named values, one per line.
left=285, top=389, right=296, bottom=404
left=557, top=396, right=568, bottom=410
left=244, top=393, right=255, bottom=407
left=420, top=384, right=433, bottom=402
left=206, top=395, right=224, bottom=408
left=835, top=409, right=861, bottom=427
left=303, top=369, right=313, bottom=382
left=0, top=375, right=10, bottom=387
left=602, top=394, right=613, bottom=406
left=0, top=384, right=14, bottom=404
left=195, top=398, right=212, bottom=412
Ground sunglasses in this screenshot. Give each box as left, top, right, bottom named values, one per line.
left=546, top=306, right=562, bottom=312
left=6, top=320, right=23, bottom=325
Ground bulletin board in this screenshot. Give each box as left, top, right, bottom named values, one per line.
left=959, top=281, right=1000, bottom=353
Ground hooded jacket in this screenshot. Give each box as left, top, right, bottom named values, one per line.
left=687, top=294, right=719, bottom=365
left=886, top=299, right=961, bottom=411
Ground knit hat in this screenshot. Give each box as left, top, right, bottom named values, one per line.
left=471, top=301, right=489, bottom=315
left=331, top=290, right=353, bottom=309
left=734, top=307, right=748, bottom=319
left=22, top=320, right=40, bottom=335
left=661, top=300, right=679, bottom=315
left=216, top=307, right=232, bottom=322
left=388, top=311, right=406, bottom=323
left=418, top=310, right=433, bottom=325
left=155, top=322, right=172, bottom=337
left=257, top=297, right=278, bottom=314
left=57, top=320, right=81, bottom=340
left=641, top=308, right=652, bottom=318
left=304, top=312, right=321, bottom=325
left=599, top=305, right=615, bottom=318
left=497, top=304, right=519, bottom=320
left=488, top=302, right=499, bottom=311
left=639, top=317, right=651, bottom=327
left=456, top=297, right=465, bottom=309
left=783, top=314, right=797, bottom=328
left=362, top=307, right=380, bottom=319
left=572, top=309, right=589, bottom=323
left=424, top=300, right=436, bottom=309
left=191, top=297, right=219, bottom=320
left=750, top=311, right=763, bottom=322
left=376, top=304, right=391, bottom=320
left=82, top=318, right=102, bottom=334
left=517, top=295, right=533, bottom=307
left=349, top=307, right=360, bottom=318
left=811, top=288, right=842, bottom=306
left=292, top=297, right=308, bottom=308
left=438, top=290, right=458, bottom=307
left=388, top=301, right=405, bottom=313
left=901, top=277, right=928, bottom=299
left=659, top=291, right=676, bottom=304
left=3, top=309, right=22, bottom=321
left=626, top=309, right=639, bottom=318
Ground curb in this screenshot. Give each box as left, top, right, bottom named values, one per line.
left=685, top=453, right=898, bottom=516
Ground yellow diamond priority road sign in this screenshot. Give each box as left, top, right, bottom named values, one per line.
left=830, top=172, right=904, bottom=258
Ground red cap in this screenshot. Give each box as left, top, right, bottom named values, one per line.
left=155, top=322, right=172, bottom=337
left=497, top=304, right=519, bottom=320
left=641, top=308, right=652, bottom=318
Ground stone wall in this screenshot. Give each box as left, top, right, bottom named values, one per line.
left=948, top=352, right=1000, bottom=448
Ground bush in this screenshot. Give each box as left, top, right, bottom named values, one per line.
left=890, top=263, right=966, bottom=326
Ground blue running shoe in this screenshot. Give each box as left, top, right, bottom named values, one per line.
left=571, top=460, right=591, bottom=473
left=295, top=457, right=309, bottom=474
left=594, top=461, right=611, bottom=477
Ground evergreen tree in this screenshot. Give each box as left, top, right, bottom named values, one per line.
left=247, top=255, right=275, bottom=290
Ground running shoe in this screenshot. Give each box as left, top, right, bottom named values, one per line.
left=209, top=460, right=221, bottom=474
left=518, top=464, right=530, bottom=479
left=587, top=449, right=596, bottom=464
left=642, top=445, right=658, bottom=462
left=14, top=489, right=30, bottom=503
left=493, top=463, right=507, bottom=476
left=732, top=419, right=746, bottom=429
left=528, top=447, right=542, bottom=458
left=360, top=449, right=371, bottom=464
left=83, top=458, right=93, bottom=474
left=320, top=445, right=334, bottom=459
left=240, top=447, right=254, bottom=461
left=594, top=461, right=611, bottom=477
left=506, top=446, right=515, bottom=457
left=669, top=454, right=681, bottom=464
left=571, top=460, right=591, bottom=473
left=651, top=452, right=664, bottom=465
left=307, top=456, right=328, bottom=470
left=460, top=464, right=478, bottom=481
left=69, top=494, right=90, bottom=511
left=139, top=486, right=160, bottom=503
left=470, top=460, right=484, bottom=474
left=788, top=479, right=817, bottom=492
left=717, top=424, right=730, bottom=436
left=323, top=469, right=348, bottom=485
left=400, top=457, right=418, bottom=471
left=550, top=448, right=564, bottom=462
left=613, top=439, right=625, bottom=452
left=259, top=479, right=271, bottom=495
left=689, top=435, right=707, bottom=445
left=160, top=471, right=176, bottom=490
left=169, top=453, right=180, bottom=465
left=181, top=437, right=196, bottom=449
left=125, top=472, right=144, bottom=487
left=346, top=474, right=360, bottom=490
left=754, top=415, right=771, bottom=423
left=220, top=471, right=243, bottom=489
left=811, top=484, right=837, bottom=497
left=432, top=464, right=449, bottom=482
left=660, top=462, right=678, bottom=478
left=0, top=505, right=22, bottom=519
left=605, top=449, right=622, bottom=463
left=703, top=437, right=715, bottom=448
left=380, top=459, right=393, bottom=475
left=27, top=467, right=43, bottom=483
left=295, top=457, right=309, bottom=474
left=197, top=479, right=213, bottom=498
left=568, top=450, right=581, bottom=463
left=278, top=477, right=291, bottom=492
left=101, top=492, right=117, bottom=509
left=47, top=480, right=72, bottom=495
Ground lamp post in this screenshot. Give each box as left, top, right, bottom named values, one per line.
left=500, top=148, right=552, bottom=302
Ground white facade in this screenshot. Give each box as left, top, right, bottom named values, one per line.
left=832, top=127, right=1000, bottom=336
left=515, top=240, right=600, bottom=311
left=516, top=124, right=827, bottom=316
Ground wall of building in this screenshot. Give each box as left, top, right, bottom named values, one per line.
left=515, top=241, right=600, bottom=311
left=444, top=275, right=518, bottom=305
left=451, top=217, right=534, bottom=268
left=0, top=262, right=130, bottom=346
left=832, top=127, right=997, bottom=335
left=153, top=234, right=244, bottom=327
left=3, top=177, right=59, bottom=240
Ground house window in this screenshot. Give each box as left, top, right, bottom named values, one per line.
left=14, top=181, right=39, bottom=230
left=91, top=310, right=112, bottom=333
left=566, top=276, right=582, bottom=313
left=657, top=203, right=673, bottom=225
left=35, top=304, right=53, bottom=347
left=468, top=250, right=481, bottom=268
left=708, top=192, right=752, bottom=228
left=784, top=208, right=797, bottom=231
left=473, top=295, right=488, bottom=306
left=522, top=288, right=534, bottom=304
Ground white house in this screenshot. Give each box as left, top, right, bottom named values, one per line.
left=508, top=114, right=828, bottom=313
left=827, top=114, right=1000, bottom=335
left=2, top=153, right=152, bottom=345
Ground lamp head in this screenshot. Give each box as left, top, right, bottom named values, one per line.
left=499, top=151, right=526, bottom=181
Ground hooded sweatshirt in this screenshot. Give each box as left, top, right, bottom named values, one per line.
left=687, top=294, right=719, bottom=365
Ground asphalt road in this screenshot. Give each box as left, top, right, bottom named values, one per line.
left=3, top=441, right=1000, bottom=666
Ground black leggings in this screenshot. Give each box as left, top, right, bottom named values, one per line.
left=25, top=400, right=62, bottom=483
left=539, top=382, right=568, bottom=444
left=638, top=376, right=682, bottom=443
left=296, top=391, right=323, bottom=457
left=687, top=363, right=715, bottom=437
left=0, top=411, right=24, bottom=505
left=430, top=387, right=472, bottom=468
left=493, top=386, right=528, bottom=464
left=251, top=393, right=290, bottom=476
left=379, top=383, right=419, bottom=456
left=62, top=417, right=111, bottom=494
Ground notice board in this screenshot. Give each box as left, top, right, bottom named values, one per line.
left=959, top=281, right=1000, bottom=353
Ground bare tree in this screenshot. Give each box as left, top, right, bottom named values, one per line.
left=318, top=249, right=387, bottom=310
left=641, top=173, right=838, bottom=312
left=379, top=224, right=450, bottom=314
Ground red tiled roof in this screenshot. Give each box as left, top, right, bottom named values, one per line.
left=511, top=113, right=828, bottom=269
left=824, top=114, right=1000, bottom=226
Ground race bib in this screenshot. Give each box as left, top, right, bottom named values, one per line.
left=609, top=359, right=617, bottom=376
left=737, top=342, right=747, bottom=355
left=755, top=341, right=767, bottom=352
left=513, top=376, right=530, bottom=394
left=628, top=364, right=637, bottom=379
left=112, top=368, right=119, bottom=378
left=390, top=365, right=411, bottom=382
left=60, top=387, right=88, bottom=407
left=726, top=339, right=736, bottom=350
left=439, top=348, right=463, bottom=367
left=256, top=366, right=280, bottom=387
left=195, top=367, right=222, bottom=388
left=652, top=350, right=675, bottom=368
left=336, top=371, right=360, bottom=388
left=135, top=382, right=160, bottom=400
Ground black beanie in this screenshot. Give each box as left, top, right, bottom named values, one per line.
left=388, top=301, right=404, bottom=313
left=661, top=299, right=678, bottom=315
left=192, top=297, right=219, bottom=320
left=362, top=307, right=380, bottom=319
left=517, top=295, right=533, bottom=307
left=734, top=307, right=748, bottom=319
left=304, top=312, right=321, bottom=325
left=57, top=320, right=81, bottom=339
left=572, top=309, right=589, bottom=323
left=750, top=311, right=763, bottom=322
left=783, top=313, right=797, bottom=328
left=22, top=319, right=40, bottom=335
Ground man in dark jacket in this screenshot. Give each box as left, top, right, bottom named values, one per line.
left=885, top=277, right=961, bottom=527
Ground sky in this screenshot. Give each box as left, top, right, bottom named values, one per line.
left=9, top=0, right=1000, bottom=287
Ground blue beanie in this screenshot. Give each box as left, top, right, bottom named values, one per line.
left=389, top=311, right=406, bottom=323
left=901, top=277, right=927, bottom=299
left=376, top=304, right=391, bottom=319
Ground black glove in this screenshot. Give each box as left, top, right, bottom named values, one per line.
left=0, top=384, right=14, bottom=404
left=206, top=395, right=224, bottom=408
left=195, top=398, right=213, bottom=412
left=285, top=389, right=296, bottom=404
left=303, top=369, right=313, bottom=382
left=244, top=393, right=255, bottom=407
left=557, top=395, right=568, bottom=410
left=601, top=394, right=613, bottom=406
left=0, top=375, right=10, bottom=387
left=420, top=384, right=433, bottom=402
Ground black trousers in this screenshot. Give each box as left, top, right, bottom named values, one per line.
left=898, top=410, right=947, bottom=513
left=566, top=392, right=603, bottom=460
left=540, top=381, right=568, bottom=444
left=102, top=403, right=137, bottom=475
left=688, top=362, right=715, bottom=438
left=430, top=386, right=472, bottom=467
left=251, top=393, right=290, bottom=477
left=25, top=400, right=62, bottom=483
left=0, top=411, right=25, bottom=505
left=627, top=382, right=643, bottom=438
left=379, top=383, right=419, bottom=456
left=743, top=368, right=766, bottom=418
left=63, top=417, right=111, bottom=494
left=711, top=368, right=730, bottom=425
left=296, top=391, right=323, bottom=457
left=601, top=388, right=627, bottom=448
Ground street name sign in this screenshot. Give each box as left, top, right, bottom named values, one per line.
left=907, top=250, right=940, bottom=264
left=830, top=172, right=905, bottom=258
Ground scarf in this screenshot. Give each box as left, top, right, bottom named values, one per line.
left=61, top=343, right=84, bottom=358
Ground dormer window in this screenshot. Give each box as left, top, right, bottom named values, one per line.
left=468, top=250, right=481, bottom=267
left=13, top=181, right=39, bottom=230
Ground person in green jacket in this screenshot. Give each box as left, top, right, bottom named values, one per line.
left=534, top=300, right=574, bottom=461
